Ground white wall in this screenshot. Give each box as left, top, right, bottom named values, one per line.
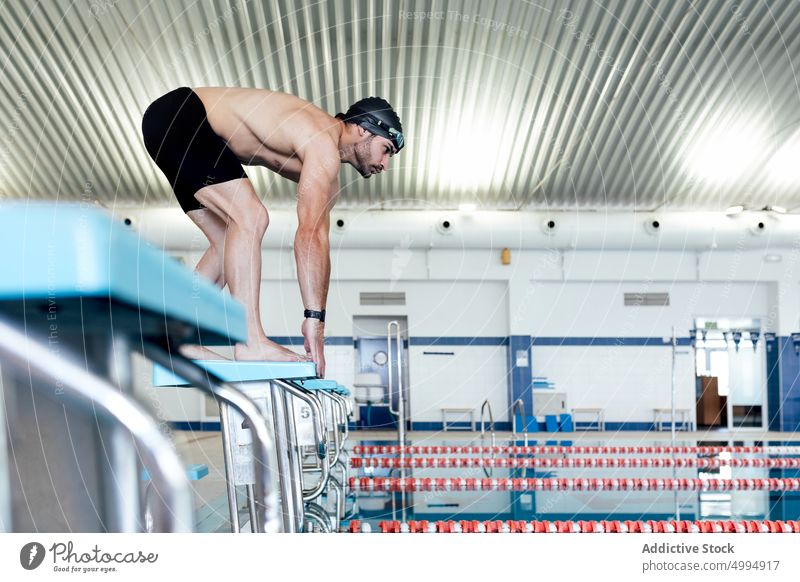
left=409, top=345, right=508, bottom=423
left=256, top=279, right=510, bottom=338
left=533, top=345, right=695, bottom=423
left=155, top=244, right=781, bottom=426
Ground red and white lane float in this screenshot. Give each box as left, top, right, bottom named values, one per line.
left=350, top=456, right=800, bottom=469
left=348, top=476, right=800, bottom=492
left=352, top=445, right=800, bottom=456
left=347, top=520, right=800, bottom=533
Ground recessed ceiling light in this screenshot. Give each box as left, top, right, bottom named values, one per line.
left=458, top=203, right=477, bottom=212
left=764, top=254, right=783, bottom=263
left=767, top=139, right=800, bottom=185
left=687, top=119, right=766, bottom=183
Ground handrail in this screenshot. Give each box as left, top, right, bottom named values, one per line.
left=327, top=393, right=349, bottom=460
left=511, top=398, right=529, bottom=447
left=480, top=399, right=497, bottom=477
left=327, top=395, right=342, bottom=466
left=0, top=318, right=192, bottom=532
left=327, top=474, right=344, bottom=528
left=387, top=321, right=406, bottom=448
left=277, top=380, right=330, bottom=501
left=303, top=501, right=333, bottom=533
left=480, top=399, right=496, bottom=448
left=332, top=392, right=349, bottom=441
left=142, top=342, right=280, bottom=532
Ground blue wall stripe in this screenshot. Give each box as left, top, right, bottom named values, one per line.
left=532, top=337, right=691, bottom=347
left=410, top=337, right=509, bottom=346
left=411, top=422, right=513, bottom=432
left=169, top=421, right=221, bottom=432
left=173, top=420, right=693, bottom=433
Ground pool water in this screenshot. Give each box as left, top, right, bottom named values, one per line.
left=338, top=438, right=800, bottom=529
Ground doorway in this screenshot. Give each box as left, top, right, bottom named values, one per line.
left=693, top=317, right=766, bottom=429
left=353, top=316, right=409, bottom=430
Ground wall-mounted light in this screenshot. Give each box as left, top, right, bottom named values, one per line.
left=725, top=204, right=787, bottom=217
left=725, top=205, right=745, bottom=216
left=792, top=333, right=800, bottom=355
left=458, top=203, right=477, bottom=213
left=732, top=330, right=742, bottom=352
left=501, top=248, right=511, bottom=265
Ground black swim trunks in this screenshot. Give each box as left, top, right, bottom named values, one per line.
left=141, top=87, right=248, bottom=213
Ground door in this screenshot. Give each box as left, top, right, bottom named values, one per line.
left=353, top=316, right=408, bottom=429
left=694, top=318, right=766, bottom=430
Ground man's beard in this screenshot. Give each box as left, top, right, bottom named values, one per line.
left=354, top=135, right=375, bottom=178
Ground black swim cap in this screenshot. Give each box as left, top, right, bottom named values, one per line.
left=336, top=97, right=404, bottom=152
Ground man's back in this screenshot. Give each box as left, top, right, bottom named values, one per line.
left=193, top=87, right=339, bottom=181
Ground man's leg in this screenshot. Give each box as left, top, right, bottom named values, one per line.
left=193, top=177, right=307, bottom=362
left=178, top=208, right=229, bottom=360
left=187, top=207, right=227, bottom=287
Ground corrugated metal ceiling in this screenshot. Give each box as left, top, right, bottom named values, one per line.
left=1, top=0, right=799, bottom=211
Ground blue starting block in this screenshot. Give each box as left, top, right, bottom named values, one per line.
left=0, top=203, right=247, bottom=346
left=153, top=360, right=317, bottom=386
left=0, top=204, right=301, bottom=533
left=0, top=203, right=254, bottom=532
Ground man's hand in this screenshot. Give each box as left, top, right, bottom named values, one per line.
left=302, top=317, right=326, bottom=378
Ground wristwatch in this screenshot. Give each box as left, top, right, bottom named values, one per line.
left=304, top=309, right=326, bottom=322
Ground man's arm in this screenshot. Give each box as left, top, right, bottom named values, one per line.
left=295, top=147, right=339, bottom=377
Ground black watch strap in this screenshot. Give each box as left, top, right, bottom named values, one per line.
left=304, top=309, right=326, bottom=322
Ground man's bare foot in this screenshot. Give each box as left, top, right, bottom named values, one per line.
left=179, top=345, right=229, bottom=360
left=234, top=339, right=309, bottom=362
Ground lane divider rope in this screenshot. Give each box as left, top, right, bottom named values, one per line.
left=350, top=456, right=800, bottom=469
left=348, top=476, right=800, bottom=492
left=352, top=445, right=800, bottom=456
left=346, top=519, right=800, bottom=533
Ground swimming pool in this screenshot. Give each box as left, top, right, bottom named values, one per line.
left=336, top=437, right=800, bottom=531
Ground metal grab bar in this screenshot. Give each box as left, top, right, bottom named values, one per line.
left=330, top=393, right=349, bottom=440
left=320, top=393, right=342, bottom=467
left=511, top=398, right=529, bottom=448
left=387, top=321, right=406, bottom=448
left=0, top=319, right=193, bottom=532
left=326, top=473, right=344, bottom=529
left=141, top=342, right=280, bottom=533
left=480, top=399, right=496, bottom=448
left=303, top=501, right=332, bottom=533
left=277, top=380, right=330, bottom=502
